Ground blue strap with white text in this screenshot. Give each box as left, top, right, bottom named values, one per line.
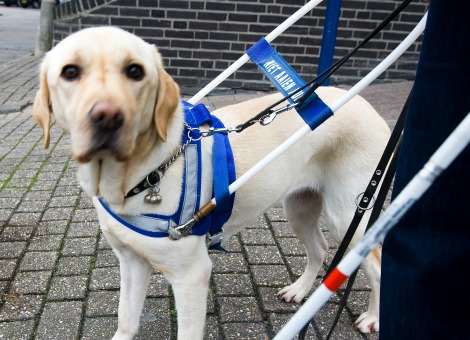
left=246, top=38, right=333, bottom=129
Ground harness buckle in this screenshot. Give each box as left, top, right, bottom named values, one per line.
left=206, top=230, right=224, bottom=247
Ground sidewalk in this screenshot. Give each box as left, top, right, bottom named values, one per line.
left=0, top=54, right=412, bottom=339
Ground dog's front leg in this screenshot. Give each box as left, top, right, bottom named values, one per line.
left=111, top=244, right=153, bottom=340
left=165, top=243, right=212, bottom=340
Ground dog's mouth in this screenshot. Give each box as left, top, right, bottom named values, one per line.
left=74, top=131, right=132, bottom=163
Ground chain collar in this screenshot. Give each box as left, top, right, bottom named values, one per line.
left=124, top=123, right=196, bottom=200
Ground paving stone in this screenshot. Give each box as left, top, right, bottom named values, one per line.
left=27, top=234, right=63, bottom=251
left=0, top=226, right=35, bottom=241
left=15, top=199, right=48, bottom=213
left=97, top=234, right=112, bottom=250
left=11, top=271, right=51, bottom=294
left=78, top=193, right=94, bottom=209
left=81, top=316, right=117, bottom=340
left=86, top=290, right=119, bottom=316
left=36, top=301, right=83, bottom=340
left=35, top=220, right=68, bottom=235
left=0, top=197, right=21, bottom=209
left=67, top=220, right=100, bottom=237
left=265, top=206, right=287, bottom=222
left=19, top=251, right=58, bottom=271
left=48, top=275, right=88, bottom=300
left=22, top=190, right=53, bottom=201
left=0, top=319, right=35, bottom=340
left=277, top=237, right=306, bottom=256
left=96, top=249, right=119, bottom=267
left=251, top=265, right=292, bottom=287
left=89, top=267, right=120, bottom=290
left=244, top=245, right=284, bottom=264
left=61, top=237, right=97, bottom=256
left=0, top=188, right=28, bottom=199
left=213, top=273, right=255, bottom=296
left=135, top=298, right=172, bottom=340
left=284, top=255, right=311, bottom=278
left=218, top=297, right=263, bottom=322
left=345, top=290, right=373, bottom=318
left=0, top=281, right=8, bottom=295
left=0, top=259, right=17, bottom=279
left=41, top=206, right=74, bottom=222
left=258, top=287, right=299, bottom=313
left=0, top=294, right=43, bottom=321
left=0, top=209, right=13, bottom=225
left=222, top=322, right=268, bottom=339
left=313, top=301, right=368, bottom=340
left=48, top=195, right=77, bottom=207
left=55, top=255, right=92, bottom=275
left=239, top=228, right=276, bottom=245
left=36, top=171, right=63, bottom=182
left=0, top=241, right=26, bottom=258
left=210, top=252, right=249, bottom=273
left=72, top=208, right=98, bottom=222
left=147, top=272, right=170, bottom=298
left=204, top=314, right=222, bottom=340
left=8, top=212, right=41, bottom=226
left=52, top=185, right=80, bottom=197
left=270, top=221, right=296, bottom=237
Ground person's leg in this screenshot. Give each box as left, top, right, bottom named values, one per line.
left=380, top=1, right=470, bottom=339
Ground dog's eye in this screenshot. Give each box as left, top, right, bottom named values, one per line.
left=126, top=64, right=145, bottom=81
left=61, top=65, right=81, bottom=81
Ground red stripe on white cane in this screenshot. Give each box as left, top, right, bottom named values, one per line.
left=323, top=268, right=349, bottom=292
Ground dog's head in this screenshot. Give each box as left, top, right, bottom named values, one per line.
left=33, top=26, right=180, bottom=163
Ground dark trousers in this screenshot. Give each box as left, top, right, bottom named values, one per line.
left=380, top=0, right=470, bottom=339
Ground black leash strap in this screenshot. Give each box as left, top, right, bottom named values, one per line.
left=324, top=138, right=402, bottom=340
left=298, top=92, right=412, bottom=339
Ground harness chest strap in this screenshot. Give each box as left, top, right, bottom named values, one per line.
left=97, top=101, right=236, bottom=250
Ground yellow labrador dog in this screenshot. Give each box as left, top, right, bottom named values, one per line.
left=33, top=27, right=389, bottom=339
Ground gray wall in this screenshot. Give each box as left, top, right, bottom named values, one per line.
left=53, top=0, right=428, bottom=94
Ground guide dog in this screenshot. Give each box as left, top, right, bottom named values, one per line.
left=32, top=27, right=388, bottom=338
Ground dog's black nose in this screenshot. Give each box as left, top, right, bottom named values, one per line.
left=88, top=102, right=124, bottom=131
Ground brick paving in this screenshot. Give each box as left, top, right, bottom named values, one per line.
left=0, top=54, right=412, bottom=339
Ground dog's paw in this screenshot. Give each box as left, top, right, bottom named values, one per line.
left=354, top=312, right=379, bottom=333
left=277, top=281, right=310, bottom=303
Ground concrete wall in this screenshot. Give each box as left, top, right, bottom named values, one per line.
left=53, top=0, right=428, bottom=94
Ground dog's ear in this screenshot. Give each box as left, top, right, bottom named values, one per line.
left=32, top=58, right=52, bottom=149
left=153, top=50, right=180, bottom=142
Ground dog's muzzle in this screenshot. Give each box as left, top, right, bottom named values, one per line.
left=76, top=101, right=128, bottom=162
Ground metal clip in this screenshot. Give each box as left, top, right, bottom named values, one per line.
left=259, top=102, right=299, bottom=126
left=200, top=126, right=241, bottom=137
left=168, top=219, right=196, bottom=240
left=260, top=111, right=278, bottom=126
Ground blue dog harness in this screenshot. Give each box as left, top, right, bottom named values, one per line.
left=97, top=101, right=236, bottom=251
